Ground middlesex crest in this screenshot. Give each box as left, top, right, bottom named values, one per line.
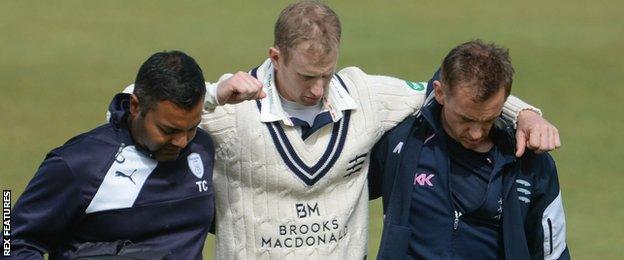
left=187, top=153, right=204, bottom=178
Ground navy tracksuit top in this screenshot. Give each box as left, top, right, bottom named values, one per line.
left=368, top=70, right=570, bottom=260
left=402, top=100, right=512, bottom=259
left=10, top=93, right=215, bottom=259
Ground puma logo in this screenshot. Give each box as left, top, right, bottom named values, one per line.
left=115, top=169, right=137, bottom=185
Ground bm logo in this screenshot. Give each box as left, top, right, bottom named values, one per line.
left=296, top=203, right=320, bottom=218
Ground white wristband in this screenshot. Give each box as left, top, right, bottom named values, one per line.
left=502, top=95, right=543, bottom=128
left=204, top=82, right=220, bottom=110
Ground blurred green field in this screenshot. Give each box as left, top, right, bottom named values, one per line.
left=1, top=0, right=622, bottom=258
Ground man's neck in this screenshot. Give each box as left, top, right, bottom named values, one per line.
left=126, top=116, right=150, bottom=154
left=273, top=69, right=293, bottom=103
left=469, top=138, right=494, bottom=153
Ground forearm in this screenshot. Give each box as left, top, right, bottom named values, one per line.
left=358, top=70, right=427, bottom=131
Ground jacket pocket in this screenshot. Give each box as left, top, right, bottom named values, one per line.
left=547, top=218, right=553, bottom=255
left=378, top=222, right=412, bottom=260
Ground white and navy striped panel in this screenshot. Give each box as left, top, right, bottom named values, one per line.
left=85, top=145, right=157, bottom=214
left=542, top=191, right=567, bottom=260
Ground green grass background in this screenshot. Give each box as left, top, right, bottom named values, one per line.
left=1, top=0, right=622, bottom=258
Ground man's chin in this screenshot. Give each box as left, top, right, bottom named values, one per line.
left=154, top=152, right=180, bottom=162
left=460, top=140, right=481, bottom=150
left=460, top=139, right=494, bottom=153
left=301, top=97, right=321, bottom=106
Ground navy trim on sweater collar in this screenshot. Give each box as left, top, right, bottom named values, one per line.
left=251, top=67, right=351, bottom=186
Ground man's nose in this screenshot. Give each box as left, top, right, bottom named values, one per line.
left=171, top=132, right=189, bottom=148
left=310, top=79, right=325, bottom=98
left=468, top=125, right=485, bottom=140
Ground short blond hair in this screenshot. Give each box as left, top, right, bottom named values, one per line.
left=274, top=1, right=341, bottom=62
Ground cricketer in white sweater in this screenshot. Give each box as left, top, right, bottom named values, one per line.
left=196, top=58, right=539, bottom=259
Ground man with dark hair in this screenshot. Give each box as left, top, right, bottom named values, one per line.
left=11, top=51, right=215, bottom=259
left=369, top=40, right=569, bottom=259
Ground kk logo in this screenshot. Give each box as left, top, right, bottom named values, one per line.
left=414, top=173, right=434, bottom=186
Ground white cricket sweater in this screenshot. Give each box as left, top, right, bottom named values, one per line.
left=198, top=59, right=538, bottom=260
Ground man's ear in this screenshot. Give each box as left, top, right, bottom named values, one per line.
left=130, top=94, right=140, bottom=118
left=433, top=80, right=446, bottom=105
left=269, top=47, right=282, bottom=70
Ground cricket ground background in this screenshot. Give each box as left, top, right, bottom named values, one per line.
left=1, top=0, right=622, bottom=258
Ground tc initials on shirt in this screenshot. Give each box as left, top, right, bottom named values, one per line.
left=414, top=173, right=435, bottom=186
left=195, top=180, right=209, bottom=192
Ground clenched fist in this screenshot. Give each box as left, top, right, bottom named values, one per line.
left=216, top=72, right=267, bottom=104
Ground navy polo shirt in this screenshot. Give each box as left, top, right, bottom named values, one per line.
left=447, top=131, right=505, bottom=259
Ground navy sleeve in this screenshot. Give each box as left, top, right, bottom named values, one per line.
left=368, top=134, right=390, bottom=200
left=11, top=154, right=84, bottom=259
left=524, top=153, right=570, bottom=260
